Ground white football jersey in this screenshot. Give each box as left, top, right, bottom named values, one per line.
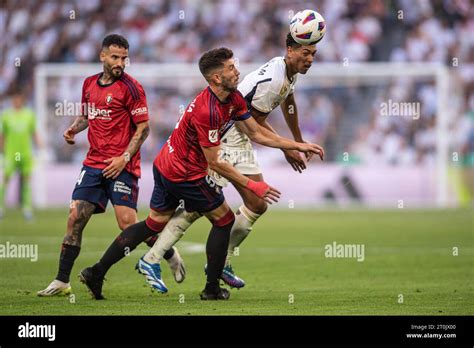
left=222, top=57, right=297, bottom=147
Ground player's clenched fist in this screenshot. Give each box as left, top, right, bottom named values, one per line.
left=63, top=127, right=75, bottom=145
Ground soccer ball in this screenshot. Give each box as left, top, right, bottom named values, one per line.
left=289, top=9, right=326, bottom=45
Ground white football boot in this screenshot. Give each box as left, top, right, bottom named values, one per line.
left=37, top=279, right=72, bottom=297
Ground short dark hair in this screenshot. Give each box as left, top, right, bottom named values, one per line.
left=286, top=33, right=302, bottom=48
left=102, top=34, right=129, bottom=50
left=198, top=47, right=234, bottom=80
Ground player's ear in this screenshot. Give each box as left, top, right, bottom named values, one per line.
left=99, top=49, right=106, bottom=63
left=286, top=45, right=294, bottom=57
left=210, top=73, right=221, bottom=86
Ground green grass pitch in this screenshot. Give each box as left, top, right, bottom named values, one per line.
left=0, top=208, right=472, bottom=315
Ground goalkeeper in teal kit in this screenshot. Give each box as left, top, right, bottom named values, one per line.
left=0, top=92, right=42, bottom=220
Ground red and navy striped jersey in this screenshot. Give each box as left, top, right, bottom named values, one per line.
left=81, top=72, right=149, bottom=178
left=155, top=87, right=250, bottom=182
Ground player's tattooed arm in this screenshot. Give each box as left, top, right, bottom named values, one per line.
left=70, top=116, right=89, bottom=133
left=63, top=116, right=88, bottom=144
left=124, top=121, right=150, bottom=158
left=64, top=200, right=96, bottom=247
left=102, top=121, right=149, bottom=179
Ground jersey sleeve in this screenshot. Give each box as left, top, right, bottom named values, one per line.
left=249, top=79, right=277, bottom=114
left=232, top=92, right=251, bottom=121
left=193, top=106, right=220, bottom=148
left=124, top=81, right=149, bottom=124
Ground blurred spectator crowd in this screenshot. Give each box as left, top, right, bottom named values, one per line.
left=0, top=0, right=472, bottom=167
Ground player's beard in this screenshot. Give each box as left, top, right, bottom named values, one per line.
left=111, top=66, right=123, bottom=78
left=221, top=76, right=238, bottom=92
left=105, top=63, right=123, bottom=80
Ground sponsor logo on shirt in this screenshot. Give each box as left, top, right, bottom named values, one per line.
left=88, top=105, right=112, bottom=120
left=208, top=129, right=218, bottom=143
left=131, top=107, right=147, bottom=116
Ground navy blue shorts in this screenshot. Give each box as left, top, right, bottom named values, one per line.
left=150, top=165, right=224, bottom=213
left=72, top=165, right=139, bottom=214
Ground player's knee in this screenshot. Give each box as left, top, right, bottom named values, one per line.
left=245, top=200, right=268, bottom=215
left=67, top=200, right=95, bottom=226
left=213, top=209, right=235, bottom=227
left=117, top=214, right=137, bottom=231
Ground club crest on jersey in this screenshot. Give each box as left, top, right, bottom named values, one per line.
left=208, top=129, right=218, bottom=143
left=228, top=107, right=234, bottom=116
left=106, top=93, right=113, bottom=105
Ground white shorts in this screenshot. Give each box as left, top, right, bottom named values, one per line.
left=209, top=126, right=262, bottom=187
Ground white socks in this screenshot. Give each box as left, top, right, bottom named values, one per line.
left=144, top=209, right=201, bottom=264
left=143, top=204, right=262, bottom=266
left=226, top=205, right=261, bottom=265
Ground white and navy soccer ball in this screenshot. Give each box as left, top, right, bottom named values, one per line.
left=289, top=9, right=326, bottom=45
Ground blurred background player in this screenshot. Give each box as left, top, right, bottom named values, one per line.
left=0, top=91, right=42, bottom=220
left=141, top=32, right=322, bottom=289
left=79, top=47, right=323, bottom=300
left=37, top=34, right=182, bottom=298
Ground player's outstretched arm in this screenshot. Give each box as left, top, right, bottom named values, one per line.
left=280, top=93, right=312, bottom=170
left=103, top=121, right=149, bottom=179
left=63, top=116, right=89, bottom=145
left=243, top=107, right=307, bottom=173
left=281, top=93, right=304, bottom=143
left=201, top=145, right=280, bottom=204
left=237, top=116, right=325, bottom=160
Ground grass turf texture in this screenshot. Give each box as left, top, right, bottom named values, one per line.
left=0, top=208, right=472, bottom=315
